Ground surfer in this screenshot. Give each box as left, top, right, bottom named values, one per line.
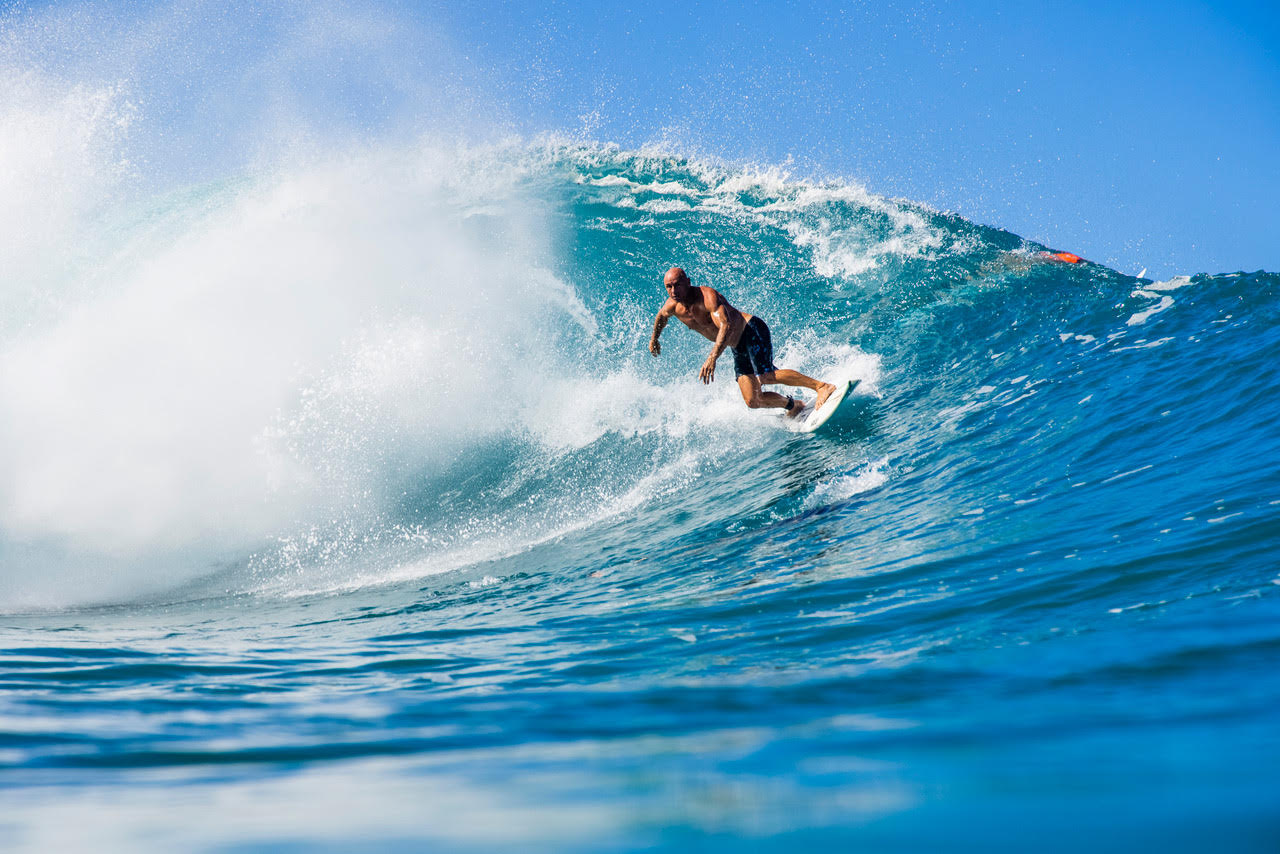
left=648, top=267, right=836, bottom=418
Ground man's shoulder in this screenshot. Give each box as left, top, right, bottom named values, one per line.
left=698, top=285, right=726, bottom=305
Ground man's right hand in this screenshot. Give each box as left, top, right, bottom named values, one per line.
left=649, top=338, right=661, bottom=356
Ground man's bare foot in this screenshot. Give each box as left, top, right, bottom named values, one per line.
left=784, top=396, right=806, bottom=419
left=814, top=382, right=838, bottom=410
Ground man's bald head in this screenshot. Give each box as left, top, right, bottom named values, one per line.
left=664, top=267, right=689, bottom=287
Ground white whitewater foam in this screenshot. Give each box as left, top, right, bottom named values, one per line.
left=1126, top=276, right=1193, bottom=325
left=806, top=459, right=891, bottom=510
left=0, top=135, right=592, bottom=608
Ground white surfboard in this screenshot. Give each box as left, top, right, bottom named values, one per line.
left=784, top=379, right=856, bottom=434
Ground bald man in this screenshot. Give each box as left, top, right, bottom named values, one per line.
left=648, top=267, right=836, bottom=418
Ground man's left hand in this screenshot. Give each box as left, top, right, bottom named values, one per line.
left=699, top=357, right=716, bottom=384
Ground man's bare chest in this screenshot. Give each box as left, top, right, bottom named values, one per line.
left=673, top=304, right=714, bottom=330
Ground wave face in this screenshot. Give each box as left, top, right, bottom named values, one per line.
left=4, top=139, right=1276, bottom=611
left=3, top=46, right=1279, bottom=854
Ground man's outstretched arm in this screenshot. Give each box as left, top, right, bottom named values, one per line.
left=649, top=299, right=675, bottom=356
left=699, top=305, right=732, bottom=384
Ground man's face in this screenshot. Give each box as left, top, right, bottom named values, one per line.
left=664, top=274, right=691, bottom=302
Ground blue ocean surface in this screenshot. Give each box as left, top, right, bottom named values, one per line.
left=2, top=140, right=1278, bottom=851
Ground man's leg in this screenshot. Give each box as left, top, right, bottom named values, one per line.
left=738, top=374, right=802, bottom=417
left=760, top=370, right=839, bottom=409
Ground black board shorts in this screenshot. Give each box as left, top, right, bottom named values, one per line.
left=732, top=316, right=778, bottom=378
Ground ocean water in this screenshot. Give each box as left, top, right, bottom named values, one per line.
left=3, top=65, right=1280, bottom=852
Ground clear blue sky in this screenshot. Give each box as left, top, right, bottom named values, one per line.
left=9, top=0, right=1279, bottom=278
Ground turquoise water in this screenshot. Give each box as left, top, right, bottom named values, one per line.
left=2, top=143, right=1278, bottom=850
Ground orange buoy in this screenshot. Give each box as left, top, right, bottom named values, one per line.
left=1046, top=251, right=1082, bottom=264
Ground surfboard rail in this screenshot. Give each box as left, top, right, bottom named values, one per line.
left=784, top=379, right=856, bottom=433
